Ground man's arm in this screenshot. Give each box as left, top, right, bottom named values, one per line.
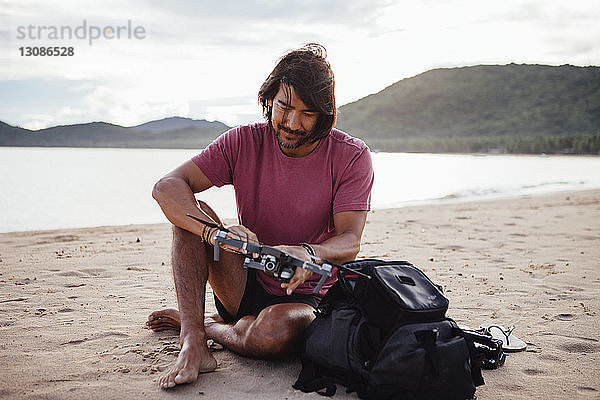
left=152, top=160, right=215, bottom=237
left=312, top=210, right=367, bottom=264
left=280, top=210, right=367, bottom=294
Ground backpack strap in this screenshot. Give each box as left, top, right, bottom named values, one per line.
left=293, top=355, right=337, bottom=396
left=315, top=281, right=355, bottom=316
left=453, top=327, right=485, bottom=387
left=415, top=328, right=441, bottom=377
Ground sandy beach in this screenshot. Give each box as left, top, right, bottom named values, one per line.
left=1, top=189, right=599, bottom=399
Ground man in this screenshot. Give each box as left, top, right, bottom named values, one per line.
left=146, top=43, right=374, bottom=389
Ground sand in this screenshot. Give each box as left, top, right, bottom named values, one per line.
left=1, top=189, right=599, bottom=399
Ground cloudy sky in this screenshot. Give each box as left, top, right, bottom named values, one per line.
left=1, top=0, right=599, bottom=130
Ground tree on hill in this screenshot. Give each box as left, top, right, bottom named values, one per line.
left=337, top=64, right=600, bottom=153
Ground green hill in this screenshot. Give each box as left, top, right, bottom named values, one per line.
left=337, top=64, right=600, bottom=153
left=2, top=64, right=600, bottom=153
left=0, top=118, right=230, bottom=149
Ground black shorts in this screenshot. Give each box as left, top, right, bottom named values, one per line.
left=213, top=269, right=319, bottom=324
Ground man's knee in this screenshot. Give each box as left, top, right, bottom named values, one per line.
left=243, top=305, right=311, bottom=357
left=244, top=312, right=290, bottom=356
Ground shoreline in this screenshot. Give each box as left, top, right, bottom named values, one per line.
left=2, top=144, right=600, bottom=157
left=1, top=189, right=599, bottom=399
left=2, top=187, right=599, bottom=235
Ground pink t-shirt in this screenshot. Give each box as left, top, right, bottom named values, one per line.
left=192, top=122, right=374, bottom=297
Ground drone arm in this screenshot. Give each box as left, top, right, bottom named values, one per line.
left=214, top=231, right=263, bottom=261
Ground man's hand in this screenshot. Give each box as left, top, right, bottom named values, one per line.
left=208, top=225, right=259, bottom=257
left=276, top=245, right=315, bottom=295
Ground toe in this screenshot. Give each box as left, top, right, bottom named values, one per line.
left=158, top=370, right=178, bottom=389
left=148, top=324, right=170, bottom=332
left=163, top=374, right=176, bottom=388
left=174, top=369, right=194, bottom=384
left=148, top=321, right=179, bottom=331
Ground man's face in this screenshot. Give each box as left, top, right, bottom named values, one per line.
left=270, top=84, right=319, bottom=151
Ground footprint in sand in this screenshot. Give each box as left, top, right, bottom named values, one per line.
left=539, top=354, right=563, bottom=362
left=79, top=267, right=107, bottom=276
left=556, top=313, right=575, bottom=321
left=126, top=266, right=149, bottom=271
left=522, top=369, right=545, bottom=376
left=498, top=383, right=524, bottom=391
left=61, top=331, right=130, bottom=345
left=0, top=297, right=28, bottom=304
left=57, top=271, right=85, bottom=277
left=62, top=337, right=89, bottom=345
left=64, top=283, right=86, bottom=288
left=559, top=342, right=600, bottom=354
left=577, top=386, right=598, bottom=394
left=57, top=268, right=107, bottom=278
left=15, top=277, right=36, bottom=285
left=53, top=234, right=80, bottom=242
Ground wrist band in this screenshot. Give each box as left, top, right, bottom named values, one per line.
left=202, top=226, right=214, bottom=243
left=206, top=227, right=216, bottom=244
left=299, top=243, right=315, bottom=257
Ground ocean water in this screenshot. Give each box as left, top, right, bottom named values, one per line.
left=1, top=147, right=599, bottom=233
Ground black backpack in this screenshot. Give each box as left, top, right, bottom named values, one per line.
left=293, top=259, right=492, bottom=400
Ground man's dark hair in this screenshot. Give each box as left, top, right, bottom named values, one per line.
left=258, top=43, right=336, bottom=142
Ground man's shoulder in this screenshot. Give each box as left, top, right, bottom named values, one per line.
left=229, top=122, right=270, bottom=137
left=217, top=122, right=270, bottom=147
left=327, top=128, right=370, bottom=155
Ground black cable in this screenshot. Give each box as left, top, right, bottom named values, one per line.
left=186, top=213, right=262, bottom=247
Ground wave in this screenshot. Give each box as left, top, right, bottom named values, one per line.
left=438, top=181, right=581, bottom=200
left=375, top=180, right=589, bottom=210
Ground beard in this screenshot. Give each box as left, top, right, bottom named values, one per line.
left=274, top=124, right=312, bottom=150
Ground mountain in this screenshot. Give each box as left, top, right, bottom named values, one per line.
left=337, top=64, right=600, bottom=153
left=2, top=64, right=600, bottom=153
left=0, top=121, right=31, bottom=144
left=0, top=118, right=230, bottom=149
left=131, top=117, right=227, bottom=133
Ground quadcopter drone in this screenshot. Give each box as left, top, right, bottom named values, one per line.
left=186, top=214, right=369, bottom=294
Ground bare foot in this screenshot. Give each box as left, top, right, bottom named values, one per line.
left=146, top=308, right=181, bottom=332
left=203, top=313, right=226, bottom=338
left=146, top=310, right=225, bottom=332
left=158, top=335, right=217, bottom=389
left=204, top=312, right=224, bottom=325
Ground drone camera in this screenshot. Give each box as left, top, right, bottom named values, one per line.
left=263, top=255, right=278, bottom=272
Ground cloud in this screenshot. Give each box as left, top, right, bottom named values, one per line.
left=147, top=0, right=392, bottom=26
left=2, top=0, right=600, bottom=129
left=53, top=86, right=191, bottom=127
left=0, top=80, right=192, bottom=129
left=19, top=113, right=55, bottom=130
